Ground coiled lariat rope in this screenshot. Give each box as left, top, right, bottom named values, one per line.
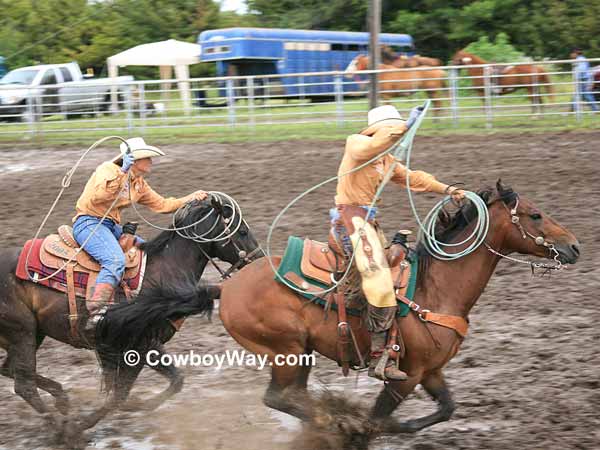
left=265, top=100, right=490, bottom=297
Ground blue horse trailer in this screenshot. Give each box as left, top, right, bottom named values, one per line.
left=198, top=28, right=414, bottom=98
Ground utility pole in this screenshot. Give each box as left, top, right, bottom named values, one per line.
left=368, top=0, right=381, bottom=109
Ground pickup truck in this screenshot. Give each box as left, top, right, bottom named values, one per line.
left=0, top=62, right=133, bottom=122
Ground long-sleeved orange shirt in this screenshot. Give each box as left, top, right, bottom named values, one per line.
left=73, top=161, right=186, bottom=224
left=335, top=125, right=447, bottom=206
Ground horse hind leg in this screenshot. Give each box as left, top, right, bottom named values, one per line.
left=1, top=333, right=70, bottom=415
left=2, top=329, right=66, bottom=438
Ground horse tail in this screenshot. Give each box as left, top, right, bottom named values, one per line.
left=96, top=279, right=219, bottom=355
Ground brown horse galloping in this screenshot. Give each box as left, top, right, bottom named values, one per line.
left=346, top=54, right=447, bottom=115
left=219, top=181, right=580, bottom=448
left=451, top=50, right=554, bottom=112
left=381, top=46, right=442, bottom=68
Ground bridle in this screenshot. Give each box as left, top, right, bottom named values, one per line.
left=132, top=191, right=264, bottom=280
left=484, top=197, right=564, bottom=272
left=173, top=194, right=264, bottom=280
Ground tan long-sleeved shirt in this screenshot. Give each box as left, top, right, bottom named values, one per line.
left=73, top=162, right=185, bottom=224
left=335, top=125, right=447, bottom=206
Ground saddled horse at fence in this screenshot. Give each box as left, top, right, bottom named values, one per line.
left=346, top=54, right=447, bottom=116
left=451, top=49, right=554, bottom=112
left=0, top=195, right=262, bottom=447
left=212, top=181, right=578, bottom=448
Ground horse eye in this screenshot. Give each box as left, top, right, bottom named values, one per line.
left=240, top=229, right=247, bottom=236
left=530, top=213, right=542, bottom=220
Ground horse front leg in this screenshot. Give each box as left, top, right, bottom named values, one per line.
left=125, top=345, right=184, bottom=411
left=263, top=353, right=314, bottom=421
left=383, top=369, right=455, bottom=433
left=370, top=374, right=421, bottom=421
left=63, top=362, right=143, bottom=447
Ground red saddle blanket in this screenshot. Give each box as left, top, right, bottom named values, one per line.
left=15, top=239, right=144, bottom=298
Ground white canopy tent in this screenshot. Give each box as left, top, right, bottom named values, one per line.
left=107, top=39, right=201, bottom=113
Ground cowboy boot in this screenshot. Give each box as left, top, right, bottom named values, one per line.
left=84, top=282, right=115, bottom=333
left=368, top=331, right=407, bottom=381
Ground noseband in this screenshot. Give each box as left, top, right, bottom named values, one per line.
left=484, top=197, right=564, bottom=272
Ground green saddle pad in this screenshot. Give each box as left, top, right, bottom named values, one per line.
left=275, top=236, right=418, bottom=317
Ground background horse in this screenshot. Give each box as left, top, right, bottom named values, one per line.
left=346, top=54, right=447, bottom=116
left=0, top=194, right=262, bottom=447
left=213, top=181, right=579, bottom=448
left=451, top=49, right=554, bottom=112
left=381, top=46, right=442, bottom=67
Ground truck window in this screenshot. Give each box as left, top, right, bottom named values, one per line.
left=1, top=69, right=39, bottom=85
left=40, top=70, right=57, bottom=85
left=60, top=67, right=72, bottom=82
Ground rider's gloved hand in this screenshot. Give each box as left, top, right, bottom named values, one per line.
left=121, top=152, right=135, bottom=173
left=406, top=106, right=424, bottom=129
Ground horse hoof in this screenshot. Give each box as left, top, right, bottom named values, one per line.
left=55, top=396, right=70, bottom=415
left=62, top=418, right=88, bottom=449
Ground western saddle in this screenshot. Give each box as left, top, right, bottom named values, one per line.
left=39, top=225, right=143, bottom=341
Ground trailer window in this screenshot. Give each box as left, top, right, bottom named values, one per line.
left=205, top=46, right=231, bottom=55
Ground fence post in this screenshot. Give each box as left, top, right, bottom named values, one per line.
left=334, top=74, right=344, bottom=127
left=299, top=75, right=305, bottom=101
left=139, top=83, right=146, bottom=133
left=247, top=76, right=255, bottom=129
left=572, top=63, right=582, bottom=122
left=449, top=67, right=459, bottom=126
left=226, top=78, right=236, bottom=126
left=483, top=65, right=493, bottom=129
left=125, top=85, right=134, bottom=134
left=26, top=91, right=36, bottom=136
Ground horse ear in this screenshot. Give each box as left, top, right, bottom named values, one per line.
left=211, top=196, right=224, bottom=215
left=496, top=179, right=505, bottom=194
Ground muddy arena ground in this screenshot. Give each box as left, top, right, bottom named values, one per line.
left=0, top=131, right=599, bottom=450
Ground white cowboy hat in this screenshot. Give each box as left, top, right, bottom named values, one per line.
left=360, top=105, right=406, bottom=136
left=112, top=137, right=165, bottom=163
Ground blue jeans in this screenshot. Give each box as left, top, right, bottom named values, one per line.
left=73, top=215, right=125, bottom=287
left=573, top=77, right=599, bottom=112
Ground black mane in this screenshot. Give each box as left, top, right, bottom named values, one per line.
left=140, top=199, right=215, bottom=257
left=414, top=183, right=517, bottom=287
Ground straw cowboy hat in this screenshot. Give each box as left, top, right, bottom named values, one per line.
left=112, top=137, right=165, bottom=163
left=360, top=105, right=406, bottom=136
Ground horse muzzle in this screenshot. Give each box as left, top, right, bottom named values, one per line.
left=554, top=241, right=581, bottom=265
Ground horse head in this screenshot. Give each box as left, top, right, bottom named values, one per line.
left=175, top=194, right=264, bottom=269
left=486, top=180, right=580, bottom=265
left=451, top=50, right=473, bottom=65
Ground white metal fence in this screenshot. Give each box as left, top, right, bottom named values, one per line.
left=0, top=58, right=598, bottom=140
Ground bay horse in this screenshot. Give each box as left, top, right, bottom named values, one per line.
left=346, top=54, right=447, bottom=116
left=0, top=194, right=263, bottom=446
left=215, top=181, right=579, bottom=447
left=451, top=49, right=554, bottom=112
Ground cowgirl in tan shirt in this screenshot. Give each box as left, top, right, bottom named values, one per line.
left=73, top=137, right=207, bottom=330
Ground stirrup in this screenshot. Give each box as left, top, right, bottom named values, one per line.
left=84, top=306, right=108, bottom=333
left=370, top=351, right=407, bottom=381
